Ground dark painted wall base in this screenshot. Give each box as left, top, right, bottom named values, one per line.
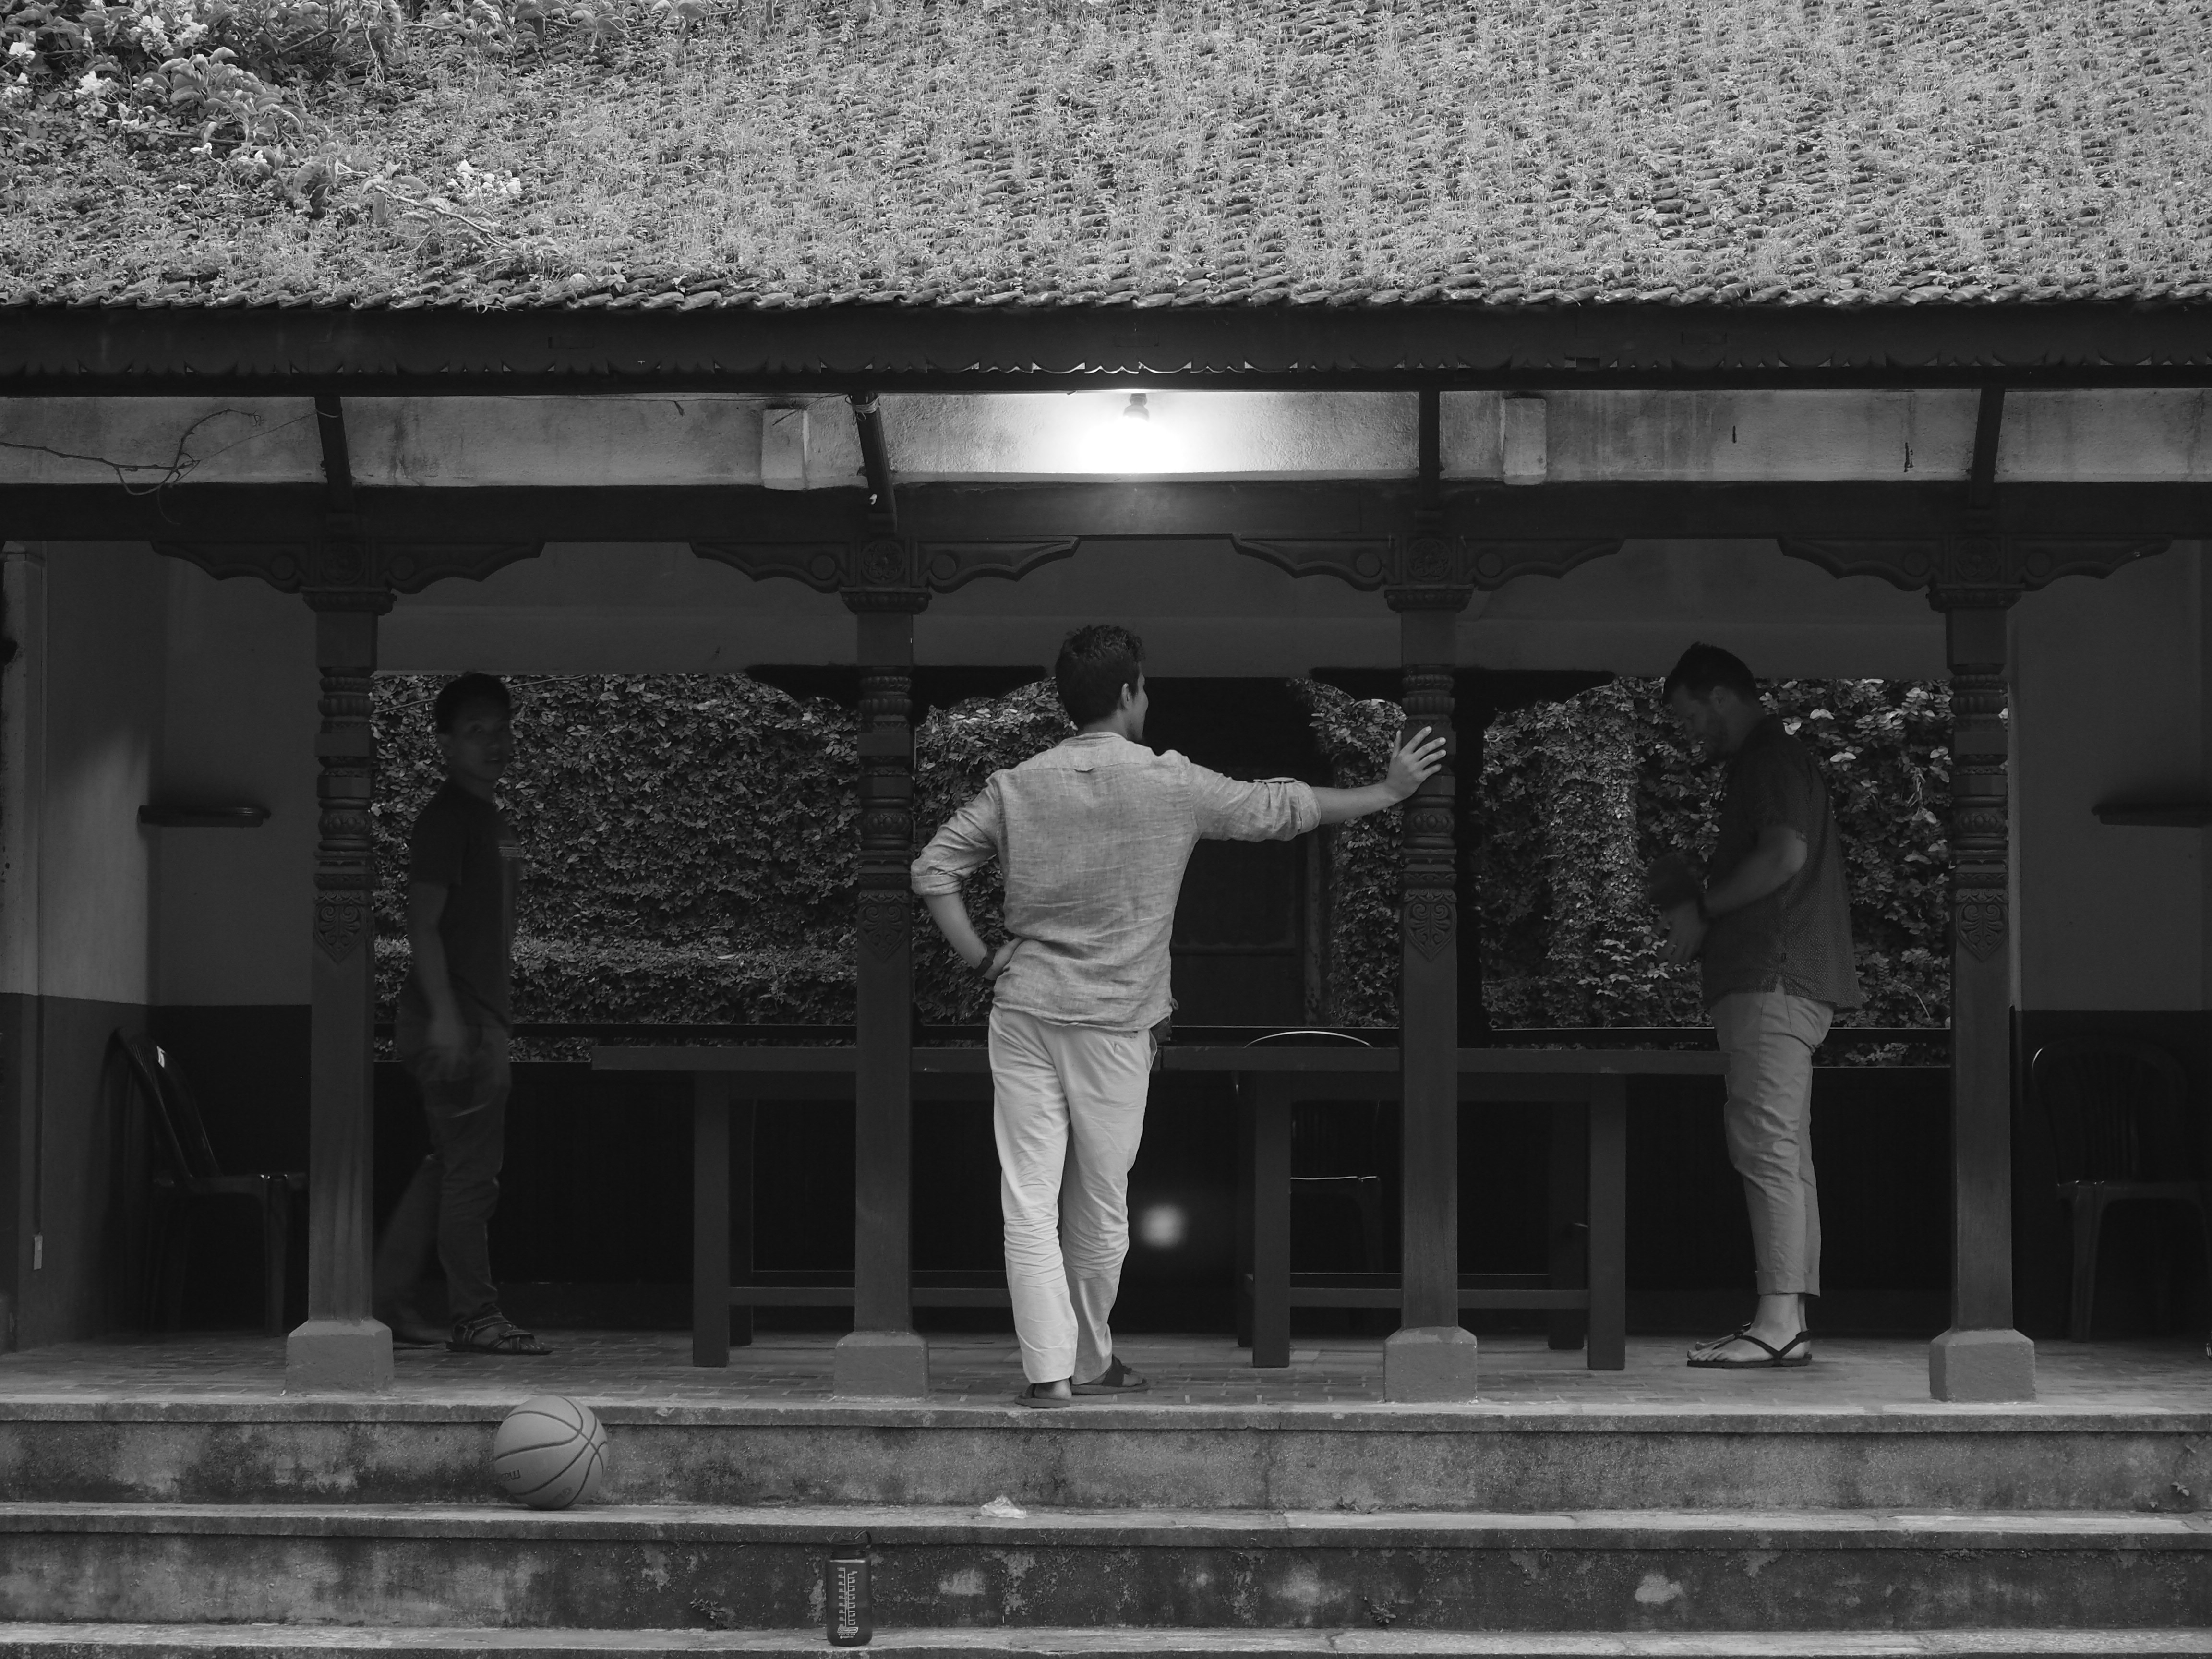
left=14, top=1003, right=2200, bottom=1346
left=0, top=991, right=152, bottom=1351
left=2015, top=1010, right=2212, bottom=1339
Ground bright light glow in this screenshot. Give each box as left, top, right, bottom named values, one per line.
left=1137, top=1203, right=1189, bottom=1250
left=1087, top=391, right=1177, bottom=474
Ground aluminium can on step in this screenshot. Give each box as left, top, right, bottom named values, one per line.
left=827, top=1542, right=871, bottom=1647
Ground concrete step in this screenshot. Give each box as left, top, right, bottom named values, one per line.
left=2, top=1504, right=2206, bottom=1632
left=4, top=1401, right=2206, bottom=1513
left=0, top=1627, right=2209, bottom=1657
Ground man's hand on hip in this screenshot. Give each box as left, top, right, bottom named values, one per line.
left=1659, top=902, right=1707, bottom=966
left=425, top=1009, right=472, bottom=1080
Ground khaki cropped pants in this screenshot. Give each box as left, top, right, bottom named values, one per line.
left=988, top=1006, right=1154, bottom=1385
left=1711, top=990, right=1834, bottom=1299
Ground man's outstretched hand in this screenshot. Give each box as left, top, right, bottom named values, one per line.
left=1311, top=726, right=1451, bottom=826
left=1385, top=727, right=1450, bottom=800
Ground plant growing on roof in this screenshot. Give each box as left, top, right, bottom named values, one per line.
left=0, top=0, right=396, bottom=149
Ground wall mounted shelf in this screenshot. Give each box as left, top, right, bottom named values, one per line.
left=2092, top=800, right=2212, bottom=828
left=138, top=804, right=269, bottom=829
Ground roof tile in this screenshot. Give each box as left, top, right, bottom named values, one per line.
left=4, top=0, right=2208, bottom=315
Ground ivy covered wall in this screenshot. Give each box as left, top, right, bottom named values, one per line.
left=372, top=672, right=1949, bottom=1033
left=1271, top=677, right=1948, bottom=1031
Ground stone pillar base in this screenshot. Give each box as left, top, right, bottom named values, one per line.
left=1383, top=1325, right=1479, bottom=1403
left=286, top=1318, right=394, bottom=1394
left=1930, top=1326, right=2036, bottom=1402
left=833, top=1329, right=930, bottom=1398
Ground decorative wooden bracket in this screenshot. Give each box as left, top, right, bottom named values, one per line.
left=691, top=537, right=1079, bottom=597
left=155, top=539, right=542, bottom=595
left=1781, top=387, right=2172, bottom=606
left=1231, top=534, right=1623, bottom=594
left=154, top=401, right=543, bottom=594
left=1779, top=535, right=2169, bottom=607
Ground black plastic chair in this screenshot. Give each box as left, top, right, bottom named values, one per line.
left=2028, top=1038, right=2212, bottom=1342
left=1246, top=1029, right=1390, bottom=1274
left=116, top=1033, right=306, bottom=1337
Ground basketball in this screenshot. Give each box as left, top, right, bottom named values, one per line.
left=491, top=1395, right=608, bottom=1510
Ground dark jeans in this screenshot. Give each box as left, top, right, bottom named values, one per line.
left=373, top=1022, right=512, bottom=1325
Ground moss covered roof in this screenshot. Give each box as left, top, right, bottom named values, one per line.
left=4, top=0, right=2211, bottom=312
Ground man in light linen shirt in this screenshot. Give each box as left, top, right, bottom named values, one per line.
left=912, top=625, right=1447, bottom=1407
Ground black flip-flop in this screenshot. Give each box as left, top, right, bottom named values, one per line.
left=1687, top=1328, right=1813, bottom=1369
left=1016, top=1382, right=1075, bottom=1410
left=447, top=1313, right=553, bottom=1356
left=1071, top=1356, right=1150, bottom=1395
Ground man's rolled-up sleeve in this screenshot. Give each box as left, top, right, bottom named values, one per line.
left=911, top=783, right=1005, bottom=896
left=1189, top=763, right=1321, bottom=842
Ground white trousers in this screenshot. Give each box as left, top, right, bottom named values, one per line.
left=1711, top=989, right=1833, bottom=1298
left=988, top=1006, right=1153, bottom=1385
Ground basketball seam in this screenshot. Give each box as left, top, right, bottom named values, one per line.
left=496, top=1432, right=585, bottom=1457
left=510, top=1435, right=593, bottom=1500
left=503, top=1406, right=587, bottom=1429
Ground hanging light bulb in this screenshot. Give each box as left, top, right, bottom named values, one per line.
left=1091, top=389, right=1171, bottom=473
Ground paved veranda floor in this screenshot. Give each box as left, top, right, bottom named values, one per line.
left=0, top=1331, right=2204, bottom=1415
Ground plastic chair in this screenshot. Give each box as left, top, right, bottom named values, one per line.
left=2028, top=1038, right=2212, bottom=1342
left=1245, top=1030, right=1389, bottom=1272
left=116, top=1033, right=306, bottom=1337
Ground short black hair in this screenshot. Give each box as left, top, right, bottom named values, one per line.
left=1662, top=642, right=1759, bottom=704
left=1055, top=625, right=1145, bottom=726
left=432, top=673, right=511, bottom=733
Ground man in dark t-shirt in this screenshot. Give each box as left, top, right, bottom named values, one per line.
left=1653, top=643, right=1863, bottom=1371
left=370, top=673, right=548, bottom=1356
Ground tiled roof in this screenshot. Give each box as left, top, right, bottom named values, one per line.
left=4, top=0, right=2211, bottom=313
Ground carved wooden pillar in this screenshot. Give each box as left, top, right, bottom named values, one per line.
left=288, top=582, right=395, bottom=1392
left=1384, top=583, right=1479, bottom=1402
left=835, top=571, right=930, bottom=1397
left=1929, top=591, right=2035, bottom=1400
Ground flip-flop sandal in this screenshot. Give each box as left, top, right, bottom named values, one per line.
left=1687, top=1329, right=1813, bottom=1370
left=1071, top=1357, right=1151, bottom=1395
left=447, top=1313, right=553, bottom=1356
left=1016, top=1382, right=1075, bottom=1410
left=1686, top=1323, right=1751, bottom=1359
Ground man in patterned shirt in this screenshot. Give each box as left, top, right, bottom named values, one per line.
left=913, top=625, right=1444, bottom=1407
left=1655, top=643, right=1863, bottom=1370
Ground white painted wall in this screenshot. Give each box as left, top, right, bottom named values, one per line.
left=880, top=391, right=1420, bottom=481
left=2014, top=543, right=2209, bottom=1011
left=2000, top=392, right=2212, bottom=482
left=0, top=399, right=321, bottom=486
left=9, top=391, right=2212, bottom=489
left=344, top=396, right=864, bottom=490
left=1536, top=391, right=1979, bottom=482
left=151, top=563, right=318, bottom=1007
left=0, top=544, right=167, bottom=1005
